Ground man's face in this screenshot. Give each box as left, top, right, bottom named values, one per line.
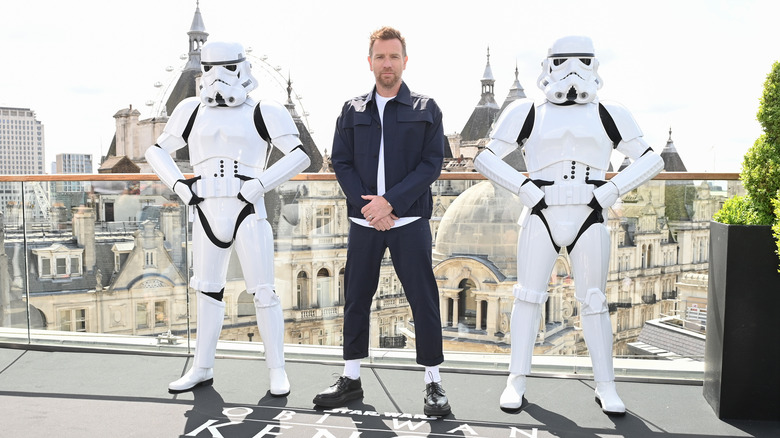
left=368, top=38, right=407, bottom=93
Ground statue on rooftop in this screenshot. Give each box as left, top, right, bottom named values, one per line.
left=145, top=41, right=310, bottom=397
left=474, top=35, right=663, bottom=415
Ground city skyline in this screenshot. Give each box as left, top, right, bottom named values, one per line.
left=2, top=0, right=779, bottom=173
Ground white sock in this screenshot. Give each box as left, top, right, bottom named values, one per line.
left=424, top=366, right=441, bottom=384
left=343, top=359, right=361, bottom=380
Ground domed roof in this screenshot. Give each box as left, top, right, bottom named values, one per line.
left=434, top=181, right=523, bottom=275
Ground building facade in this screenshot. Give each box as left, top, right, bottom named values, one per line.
left=55, top=153, right=93, bottom=194
left=0, top=106, right=46, bottom=224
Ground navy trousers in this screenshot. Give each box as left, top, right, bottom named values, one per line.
left=342, top=219, right=444, bottom=366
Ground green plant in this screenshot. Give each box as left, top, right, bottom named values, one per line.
left=774, top=197, right=780, bottom=270
left=715, top=61, right=780, bottom=268
left=713, top=195, right=760, bottom=225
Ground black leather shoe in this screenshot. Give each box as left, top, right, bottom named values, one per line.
left=424, top=381, right=451, bottom=417
left=313, top=376, right=363, bottom=408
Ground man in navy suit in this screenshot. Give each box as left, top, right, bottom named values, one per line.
left=312, top=26, right=450, bottom=417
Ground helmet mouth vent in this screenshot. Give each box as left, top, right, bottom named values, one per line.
left=566, top=87, right=578, bottom=101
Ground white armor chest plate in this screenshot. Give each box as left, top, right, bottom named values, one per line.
left=524, top=102, right=612, bottom=174
left=189, top=104, right=268, bottom=178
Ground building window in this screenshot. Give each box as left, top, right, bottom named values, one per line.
left=136, top=303, right=149, bottom=329
left=41, top=257, right=51, bottom=276
left=237, top=291, right=255, bottom=317
left=59, top=308, right=87, bottom=332
left=70, top=257, right=81, bottom=276
left=154, top=301, right=167, bottom=327
left=296, top=271, right=309, bottom=309
left=317, top=268, right=331, bottom=307
left=338, top=268, right=345, bottom=305
left=55, top=257, right=67, bottom=276
left=315, top=207, right=332, bottom=234
left=145, top=250, right=156, bottom=268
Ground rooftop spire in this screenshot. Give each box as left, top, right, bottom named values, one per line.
left=482, top=46, right=495, bottom=81
left=500, top=61, right=527, bottom=112
left=184, top=1, right=209, bottom=71
left=660, top=126, right=687, bottom=171
left=478, top=47, right=498, bottom=108
left=284, top=73, right=301, bottom=120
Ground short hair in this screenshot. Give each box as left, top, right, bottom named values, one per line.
left=369, top=26, right=406, bottom=57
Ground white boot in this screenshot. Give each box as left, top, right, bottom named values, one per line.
left=581, top=312, right=625, bottom=415
left=500, top=296, right=543, bottom=411
left=500, top=374, right=527, bottom=411
left=169, top=294, right=225, bottom=393
left=595, top=381, right=625, bottom=415
left=256, top=299, right=290, bottom=397
left=269, top=367, right=290, bottom=397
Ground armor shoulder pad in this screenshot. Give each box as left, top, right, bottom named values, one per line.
left=599, top=100, right=643, bottom=143
left=163, top=97, right=201, bottom=139
left=490, top=98, right=535, bottom=144
left=258, top=99, right=300, bottom=140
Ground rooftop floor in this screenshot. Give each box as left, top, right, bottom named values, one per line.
left=1, top=345, right=777, bottom=438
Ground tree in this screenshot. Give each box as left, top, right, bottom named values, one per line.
left=715, top=61, right=780, bottom=269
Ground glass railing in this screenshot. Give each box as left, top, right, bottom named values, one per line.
left=0, top=172, right=741, bottom=381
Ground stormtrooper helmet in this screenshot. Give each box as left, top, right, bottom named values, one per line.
left=537, top=36, right=602, bottom=105
left=199, top=41, right=258, bottom=107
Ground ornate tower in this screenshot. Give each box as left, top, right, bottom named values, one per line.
left=165, top=1, right=209, bottom=119
left=460, top=48, right=501, bottom=143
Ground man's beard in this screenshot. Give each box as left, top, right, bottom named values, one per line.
left=377, top=71, right=400, bottom=89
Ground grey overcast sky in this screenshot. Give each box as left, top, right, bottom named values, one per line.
left=2, top=0, right=779, bottom=172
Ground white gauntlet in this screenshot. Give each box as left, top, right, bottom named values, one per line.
left=518, top=180, right=546, bottom=210
left=173, top=178, right=203, bottom=205
left=239, top=178, right=265, bottom=204
left=592, top=181, right=619, bottom=209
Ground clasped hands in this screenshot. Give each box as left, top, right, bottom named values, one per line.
left=361, top=195, right=397, bottom=231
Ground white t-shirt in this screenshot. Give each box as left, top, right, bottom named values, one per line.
left=351, top=94, right=420, bottom=229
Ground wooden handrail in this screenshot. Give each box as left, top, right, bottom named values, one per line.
left=0, top=172, right=740, bottom=182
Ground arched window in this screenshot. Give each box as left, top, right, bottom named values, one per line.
left=338, top=268, right=345, bottom=305
left=296, top=271, right=309, bottom=309
left=237, top=291, right=254, bottom=317
left=699, top=239, right=705, bottom=262
left=457, top=278, right=478, bottom=328
left=317, top=268, right=332, bottom=307
left=647, top=245, right=653, bottom=268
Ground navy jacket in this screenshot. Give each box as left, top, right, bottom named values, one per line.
left=332, top=82, right=445, bottom=220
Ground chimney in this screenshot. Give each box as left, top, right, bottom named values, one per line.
left=72, top=206, right=96, bottom=272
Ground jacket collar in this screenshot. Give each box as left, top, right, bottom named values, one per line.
left=366, top=81, right=412, bottom=108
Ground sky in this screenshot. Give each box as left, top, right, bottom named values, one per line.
left=2, top=0, right=779, bottom=173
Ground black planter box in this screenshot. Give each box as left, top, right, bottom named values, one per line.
left=704, top=221, right=780, bottom=421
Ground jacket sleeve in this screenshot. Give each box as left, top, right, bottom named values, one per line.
left=331, top=102, right=371, bottom=213
left=382, top=101, right=444, bottom=216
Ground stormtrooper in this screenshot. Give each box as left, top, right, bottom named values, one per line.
left=145, top=41, right=310, bottom=396
left=474, top=36, right=663, bottom=415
